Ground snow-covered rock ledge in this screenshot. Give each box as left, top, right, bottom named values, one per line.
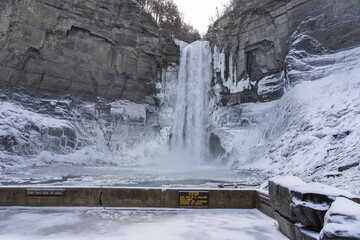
left=269, top=176, right=360, bottom=240
left=320, top=197, right=360, bottom=240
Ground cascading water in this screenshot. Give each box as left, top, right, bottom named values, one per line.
left=172, top=41, right=212, bottom=164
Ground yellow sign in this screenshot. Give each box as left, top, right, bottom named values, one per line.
left=179, top=191, right=209, bottom=206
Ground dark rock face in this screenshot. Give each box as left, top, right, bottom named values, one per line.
left=0, top=0, right=179, bottom=102
left=209, top=132, right=226, bottom=159
left=207, top=0, right=360, bottom=103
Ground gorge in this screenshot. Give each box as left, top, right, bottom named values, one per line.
left=0, top=0, right=360, bottom=197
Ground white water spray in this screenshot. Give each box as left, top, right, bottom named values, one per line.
left=172, top=41, right=212, bottom=164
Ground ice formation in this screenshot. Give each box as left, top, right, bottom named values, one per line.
left=0, top=37, right=359, bottom=193
left=210, top=45, right=360, bottom=194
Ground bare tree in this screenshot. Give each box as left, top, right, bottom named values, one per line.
left=222, top=0, right=237, bottom=15
left=137, top=0, right=201, bottom=43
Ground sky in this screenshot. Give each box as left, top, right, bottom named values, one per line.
left=173, top=0, right=229, bottom=34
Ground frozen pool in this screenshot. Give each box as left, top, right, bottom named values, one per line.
left=0, top=207, right=287, bottom=240
left=0, top=164, right=265, bottom=188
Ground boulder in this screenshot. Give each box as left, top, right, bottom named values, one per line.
left=269, top=176, right=360, bottom=239
left=269, top=176, right=306, bottom=221
left=291, top=183, right=360, bottom=232
left=274, top=211, right=297, bottom=239
left=274, top=211, right=319, bottom=240
left=320, top=197, right=360, bottom=240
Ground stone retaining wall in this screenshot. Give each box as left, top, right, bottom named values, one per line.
left=0, top=187, right=257, bottom=209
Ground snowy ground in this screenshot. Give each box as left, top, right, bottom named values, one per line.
left=0, top=208, right=287, bottom=240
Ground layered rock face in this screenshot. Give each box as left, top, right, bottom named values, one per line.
left=206, top=0, right=360, bottom=195
left=0, top=0, right=179, bottom=102
left=0, top=0, right=180, bottom=167
left=207, top=0, right=360, bottom=103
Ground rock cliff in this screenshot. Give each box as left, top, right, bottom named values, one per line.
left=207, top=0, right=360, bottom=103
left=207, top=0, right=360, bottom=195
left=0, top=0, right=179, bottom=102
left=0, top=0, right=180, bottom=169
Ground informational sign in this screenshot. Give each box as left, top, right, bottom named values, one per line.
left=26, top=189, right=65, bottom=197
left=179, top=191, right=209, bottom=206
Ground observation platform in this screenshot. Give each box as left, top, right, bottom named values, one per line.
left=0, top=187, right=273, bottom=216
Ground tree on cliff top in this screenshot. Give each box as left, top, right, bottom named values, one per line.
left=137, top=0, right=201, bottom=43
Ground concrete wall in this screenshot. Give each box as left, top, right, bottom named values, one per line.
left=0, top=187, right=258, bottom=209
left=255, top=190, right=274, bottom=218
left=0, top=187, right=101, bottom=207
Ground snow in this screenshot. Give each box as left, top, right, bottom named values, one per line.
left=291, top=183, right=358, bottom=199
left=109, top=100, right=146, bottom=122
left=320, top=197, right=360, bottom=239
left=327, top=197, right=360, bottom=216
left=0, top=102, right=71, bottom=130
left=0, top=93, right=166, bottom=170
left=174, top=39, right=189, bottom=50
left=269, top=176, right=305, bottom=188
left=0, top=207, right=287, bottom=240
left=213, top=45, right=360, bottom=195
left=292, top=198, right=330, bottom=211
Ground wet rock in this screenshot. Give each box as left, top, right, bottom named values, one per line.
left=257, top=73, right=285, bottom=102
left=338, top=162, right=359, bottom=172
left=0, top=135, right=17, bottom=151
left=320, top=197, right=360, bottom=240
left=332, top=131, right=351, bottom=140
left=209, top=132, right=226, bottom=159
left=63, top=127, right=77, bottom=143
left=48, top=128, right=63, bottom=138
left=49, top=137, right=61, bottom=152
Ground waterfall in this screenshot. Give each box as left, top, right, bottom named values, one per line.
left=172, top=41, right=212, bottom=164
